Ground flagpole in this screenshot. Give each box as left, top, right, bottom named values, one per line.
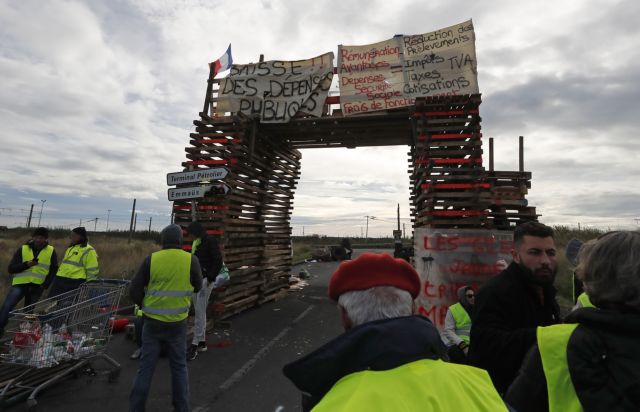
left=202, top=62, right=216, bottom=116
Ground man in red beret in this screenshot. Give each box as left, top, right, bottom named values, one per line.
left=283, top=253, right=510, bottom=412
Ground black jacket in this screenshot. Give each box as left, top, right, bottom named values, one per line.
left=469, top=262, right=560, bottom=393
left=193, top=235, right=222, bottom=282
left=8, top=241, right=58, bottom=289
left=506, top=308, right=640, bottom=412
left=283, top=316, right=448, bottom=411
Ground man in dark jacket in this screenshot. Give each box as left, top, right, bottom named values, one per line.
left=283, top=253, right=510, bottom=412
left=184, top=221, right=223, bottom=361
left=506, top=230, right=640, bottom=412
left=469, top=221, right=560, bottom=394
left=0, top=227, right=58, bottom=336
left=129, top=224, right=202, bottom=412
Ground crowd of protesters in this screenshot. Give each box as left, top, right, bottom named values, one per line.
left=3, top=221, right=638, bottom=411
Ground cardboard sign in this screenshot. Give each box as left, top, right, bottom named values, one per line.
left=216, top=52, right=334, bottom=123
left=338, top=20, right=479, bottom=115
left=413, top=228, right=512, bottom=330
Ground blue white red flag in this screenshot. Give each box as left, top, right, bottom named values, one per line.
left=209, top=44, right=233, bottom=77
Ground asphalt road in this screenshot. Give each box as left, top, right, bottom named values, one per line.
left=24, top=249, right=390, bottom=412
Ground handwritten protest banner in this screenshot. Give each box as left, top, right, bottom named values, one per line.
left=216, top=52, right=334, bottom=123
left=413, top=228, right=512, bottom=330
left=338, top=20, right=479, bottom=115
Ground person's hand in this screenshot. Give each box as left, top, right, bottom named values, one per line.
left=27, top=260, right=38, bottom=267
left=463, top=346, right=469, bottom=355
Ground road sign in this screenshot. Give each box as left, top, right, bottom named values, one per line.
left=167, top=183, right=231, bottom=201
left=167, top=168, right=229, bottom=186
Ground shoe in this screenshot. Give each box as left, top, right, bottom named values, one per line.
left=197, top=341, right=208, bottom=352
left=130, top=348, right=142, bottom=360
left=187, top=345, right=198, bottom=361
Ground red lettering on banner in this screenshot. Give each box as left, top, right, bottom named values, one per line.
left=421, top=281, right=480, bottom=301
left=424, top=236, right=458, bottom=251
left=423, top=235, right=513, bottom=255
left=423, top=280, right=437, bottom=297
left=449, top=259, right=504, bottom=275
left=417, top=304, right=449, bottom=327
left=500, top=240, right=512, bottom=254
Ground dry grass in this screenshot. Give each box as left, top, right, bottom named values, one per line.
left=0, top=226, right=605, bottom=308
left=0, top=230, right=160, bottom=301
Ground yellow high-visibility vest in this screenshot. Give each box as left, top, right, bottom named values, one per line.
left=577, top=292, right=595, bottom=308
left=449, top=302, right=472, bottom=344
left=142, top=249, right=193, bottom=322
left=192, top=238, right=201, bottom=255
left=313, top=359, right=507, bottom=412
left=56, top=244, right=99, bottom=281
left=538, top=324, right=583, bottom=412
left=13, top=245, right=54, bottom=286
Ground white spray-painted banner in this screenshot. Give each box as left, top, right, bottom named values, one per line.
left=338, top=20, right=478, bottom=116
left=413, top=227, right=512, bottom=330
left=216, top=52, right=334, bottom=123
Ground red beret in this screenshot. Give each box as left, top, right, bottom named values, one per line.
left=329, top=253, right=421, bottom=301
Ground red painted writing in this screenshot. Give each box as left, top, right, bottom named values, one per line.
left=424, top=235, right=511, bottom=254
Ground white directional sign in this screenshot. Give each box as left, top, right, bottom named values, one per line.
left=167, top=168, right=229, bottom=186
left=167, top=183, right=231, bottom=201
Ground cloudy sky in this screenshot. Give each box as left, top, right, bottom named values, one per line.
left=1, top=0, right=638, bottom=236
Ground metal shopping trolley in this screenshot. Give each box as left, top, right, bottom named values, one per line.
left=0, top=279, right=128, bottom=411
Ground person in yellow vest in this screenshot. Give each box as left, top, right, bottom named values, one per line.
left=574, top=291, right=594, bottom=308
left=0, top=227, right=58, bottom=336
left=48, top=227, right=99, bottom=297
left=184, top=221, right=223, bottom=361
left=506, top=231, right=640, bottom=412
left=570, top=239, right=597, bottom=311
left=442, top=285, right=474, bottom=364
left=129, top=224, right=202, bottom=412
left=283, top=253, right=512, bottom=412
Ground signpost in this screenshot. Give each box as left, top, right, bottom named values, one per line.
left=167, top=183, right=231, bottom=201
left=166, top=167, right=229, bottom=185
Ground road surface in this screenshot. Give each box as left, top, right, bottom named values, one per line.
left=26, top=250, right=390, bottom=411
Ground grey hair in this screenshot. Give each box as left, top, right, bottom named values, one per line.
left=337, top=286, right=414, bottom=327
left=582, top=231, right=640, bottom=311
left=575, top=239, right=597, bottom=281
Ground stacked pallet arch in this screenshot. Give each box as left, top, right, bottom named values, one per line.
left=168, top=21, right=540, bottom=318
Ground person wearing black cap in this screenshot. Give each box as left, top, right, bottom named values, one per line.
left=283, top=253, right=510, bottom=412
left=184, top=221, right=223, bottom=361
left=0, top=227, right=58, bottom=336
left=48, top=227, right=99, bottom=297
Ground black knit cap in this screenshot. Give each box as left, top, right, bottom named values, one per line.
left=32, top=227, right=49, bottom=238
left=72, top=227, right=87, bottom=238
left=186, top=221, right=206, bottom=238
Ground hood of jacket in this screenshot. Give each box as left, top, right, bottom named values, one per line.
left=283, top=315, right=447, bottom=410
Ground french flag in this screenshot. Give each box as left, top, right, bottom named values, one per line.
left=209, top=44, right=233, bottom=77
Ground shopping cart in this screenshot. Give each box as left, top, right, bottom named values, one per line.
left=0, top=279, right=128, bottom=411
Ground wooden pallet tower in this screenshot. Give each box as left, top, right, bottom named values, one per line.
left=171, top=74, right=300, bottom=318
left=170, top=68, right=538, bottom=319
left=410, top=94, right=538, bottom=230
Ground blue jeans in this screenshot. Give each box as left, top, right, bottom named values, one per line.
left=129, top=318, right=190, bottom=412
left=134, top=316, right=144, bottom=348
left=0, top=284, right=43, bottom=334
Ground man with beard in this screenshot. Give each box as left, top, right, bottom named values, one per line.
left=469, top=222, right=560, bottom=394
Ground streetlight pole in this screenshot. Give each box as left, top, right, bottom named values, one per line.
left=106, top=209, right=112, bottom=232
left=364, top=215, right=375, bottom=240
left=37, top=200, right=46, bottom=227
